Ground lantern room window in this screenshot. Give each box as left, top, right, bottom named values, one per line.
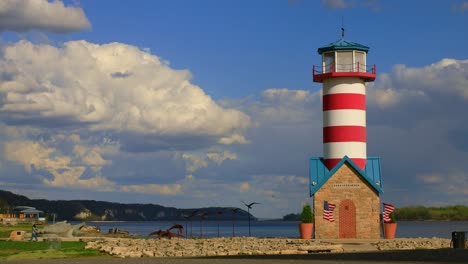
left=337, top=51, right=353, bottom=72
left=355, top=51, right=366, bottom=72
left=321, top=50, right=368, bottom=73
left=323, top=52, right=334, bottom=73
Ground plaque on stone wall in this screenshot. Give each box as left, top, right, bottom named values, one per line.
left=332, top=183, right=360, bottom=189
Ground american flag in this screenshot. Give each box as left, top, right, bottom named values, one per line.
left=323, top=201, right=336, bottom=222
left=383, top=203, right=395, bottom=222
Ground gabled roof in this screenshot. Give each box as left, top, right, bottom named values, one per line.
left=19, top=208, right=43, bottom=214
left=317, top=38, right=370, bottom=54
left=13, top=206, right=43, bottom=214
left=309, top=156, right=383, bottom=196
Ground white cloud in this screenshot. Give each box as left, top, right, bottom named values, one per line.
left=218, top=134, right=249, bottom=145
left=120, top=184, right=182, bottom=195
left=262, top=88, right=310, bottom=102
left=322, top=0, right=348, bottom=9
left=417, top=173, right=443, bottom=184
left=207, top=151, right=237, bottom=165
left=0, top=40, right=250, bottom=150
left=249, top=88, right=320, bottom=124
left=4, top=140, right=115, bottom=191
left=180, top=149, right=238, bottom=173
left=73, top=144, right=117, bottom=171
left=5, top=141, right=55, bottom=173
left=369, top=59, right=468, bottom=108
left=182, top=153, right=208, bottom=173
left=321, top=0, right=381, bottom=10
left=0, top=0, right=91, bottom=33
left=418, top=171, right=468, bottom=196
left=452, top=1, right=468, bottom=12
left=239, top=182, right=250, bottom=192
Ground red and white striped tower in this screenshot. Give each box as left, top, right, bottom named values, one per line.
left=313, top=35, right=376, bottom=170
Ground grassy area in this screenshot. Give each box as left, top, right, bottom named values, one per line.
left=0, top=241, right=109, bottom=260
left=0, top=225, right=110, bottom=260
left=0, top=224, right=32, bottom=238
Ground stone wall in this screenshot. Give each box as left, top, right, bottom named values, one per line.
left=84, top=237, right=452, bottom=258
left=314, top=163, right=380, bottom=239
left=86, top=237, right=344, bottom=258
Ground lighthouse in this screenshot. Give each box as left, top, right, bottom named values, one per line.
left=309, top=33, right=383, bottom=239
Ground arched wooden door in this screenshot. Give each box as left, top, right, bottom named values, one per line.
left=339, top=199, right=356, bottom=238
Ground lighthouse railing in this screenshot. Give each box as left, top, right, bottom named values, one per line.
left=313, top=63, right=376, bottom=75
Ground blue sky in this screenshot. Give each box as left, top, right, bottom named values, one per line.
left=0, top=0, right=467, bottom=218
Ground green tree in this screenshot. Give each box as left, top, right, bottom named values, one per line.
left=301, top=204, right=313, bottom=223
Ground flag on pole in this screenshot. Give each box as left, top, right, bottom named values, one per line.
left=323, top=201, right=336, bottom=222
left=383, top=203, right=395, bottom=222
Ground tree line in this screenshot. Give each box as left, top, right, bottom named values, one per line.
left=394, top=205, right=468, bottom=221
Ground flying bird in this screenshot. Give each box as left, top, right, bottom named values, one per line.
left=188, top=210, right=199, bottom=218
left=241, top=201, right=261, bottom=209
left=198, top=212, right=208, bottom=219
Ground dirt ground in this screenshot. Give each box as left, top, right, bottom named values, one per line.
left=3, top=249, right=468, bottom=264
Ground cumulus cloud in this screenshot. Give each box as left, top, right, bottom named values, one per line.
left=182, top=153, right=208, bottom=173
left=120, top=184, right=182, bottom=195
left=322, top=0, right=348, bottom=9
left=417, top=173, right=443, bottom=184
left=321, top=0, right=381, bottom=11
left=0, top=40, right=250, bottom=151
left=218, top=134, right=249, bottom=145
left=73, top=144, right=117, bottom=171
left=239, top=182, right=250, bottom=192
left=250, top=88, right=320, bottom=124
left=2, top=135, right=183, bottom=194
left=207, top=151, right=237, bottom=165
left=418, top=172, right=468, bottom=197
left=369, top=59, right=468, bottom=108
left=0, top=0, right=91, bottom=33
left=452, top=1, right=468, bottom=12
left=262, top=88, right=310, bottom=102
left=181, top=150, right=238, bottom=173
left=4, top=140, right=115, bottom=191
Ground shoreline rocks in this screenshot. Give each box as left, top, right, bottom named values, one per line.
left=85, top=237, right=452, bottom=258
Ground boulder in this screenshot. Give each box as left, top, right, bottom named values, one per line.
left=9, top=230, right=26, bottom=241
left=42, top=221, right=74, bottom=237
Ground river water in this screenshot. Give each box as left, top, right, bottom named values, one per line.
left=81, top=220, right=468, bottom=239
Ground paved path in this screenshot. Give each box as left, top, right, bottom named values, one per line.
left=3, top=249, right=468, bottom=264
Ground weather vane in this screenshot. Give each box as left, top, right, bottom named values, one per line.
left=341, top=16, right=345, bottom=38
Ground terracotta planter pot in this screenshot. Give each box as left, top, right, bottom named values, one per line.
left=383, top=223, right=397, bottom=239
left=298, top=223, right=314, bottom=239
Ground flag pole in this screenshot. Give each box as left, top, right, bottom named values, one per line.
left=380, top=210, right=385, bottom=238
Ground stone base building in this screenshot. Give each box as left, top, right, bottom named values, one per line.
left=310, top=156, right=383, bottom=239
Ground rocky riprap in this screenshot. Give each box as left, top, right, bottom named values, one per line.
left=85, top=237, right=453, bottom=258
left=374, top=238, right=451, bottom=250
left=85, top=237, right=344, bottom=258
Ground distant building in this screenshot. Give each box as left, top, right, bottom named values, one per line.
left=0, top=206, right=46, bottom=224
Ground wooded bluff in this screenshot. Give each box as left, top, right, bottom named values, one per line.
left=0, top=190, right=253, bottom=222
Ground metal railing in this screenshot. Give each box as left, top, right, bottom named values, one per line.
left=313, top=62, right=376, bottom=75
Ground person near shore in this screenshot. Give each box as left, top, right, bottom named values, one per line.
left=30, top=224, right=38, bottom=241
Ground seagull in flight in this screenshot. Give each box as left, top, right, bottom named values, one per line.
left=241, top=201, right=261, bottom=209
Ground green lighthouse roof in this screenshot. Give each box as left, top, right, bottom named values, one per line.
left=317, top=38, right=370, bottom=54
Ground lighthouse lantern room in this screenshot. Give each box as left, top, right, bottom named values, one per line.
left=310, top=35, right=383, bottom=239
